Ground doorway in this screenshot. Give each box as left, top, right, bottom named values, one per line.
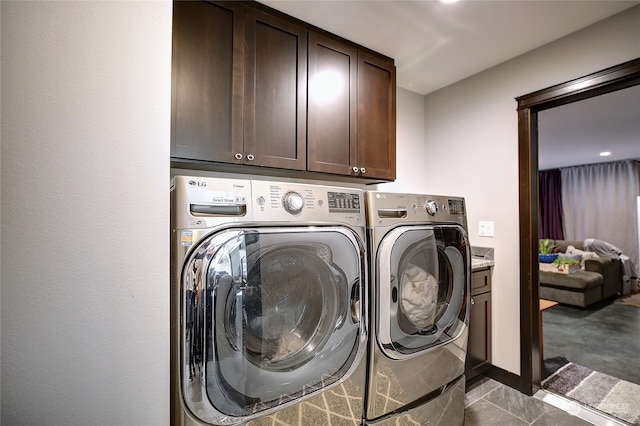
left=537, top=86, right=640, bottom=386
left=515, top=57, right=640, bottom=395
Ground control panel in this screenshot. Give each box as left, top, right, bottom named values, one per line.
left=328, top=191, right=361, bottom=213
left=172, top=176, right=365, bottom=227
left=171, top=176, right=252, bottom=229
left=365, top=191, right=467, bottom=228
left=251, top=180, right=363, bottom=226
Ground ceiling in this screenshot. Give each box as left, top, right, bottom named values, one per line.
left=260, top=0, right=640, bottom=169
left=260, top=0, right=638, bottom=95
left=538, top=84, right=640, bottom=170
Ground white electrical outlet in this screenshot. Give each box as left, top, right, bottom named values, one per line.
left=479, top=221, right=494, bottom=237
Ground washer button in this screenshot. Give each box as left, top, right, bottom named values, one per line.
left=282, top=191, right=304, bottom=214
left=425, top=200, right=438, bottom=216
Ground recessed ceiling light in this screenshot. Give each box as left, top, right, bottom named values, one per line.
left=439, top=0, right=460, bottom=4
left=599, top=151, right=611, bottom=157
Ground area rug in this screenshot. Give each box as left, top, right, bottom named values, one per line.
left=616, top=292, right=640, bottom=308
left=542, top=357, right=640, bottom=425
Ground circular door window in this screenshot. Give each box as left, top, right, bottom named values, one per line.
left=186, top=228, right=365, bottom=421
left=224, top=244, right=344, bottom=371
left=378, top=225, right=469, bottom=358
left=397, top=239, right=454, bottom=335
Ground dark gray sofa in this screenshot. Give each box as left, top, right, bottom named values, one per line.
left=539, top=239, right=624, bottom=307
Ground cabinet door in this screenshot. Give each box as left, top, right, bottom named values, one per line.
left=171, top=1, right=244, bottom=164
left=244, top=8, right=307, bottom=170
left=466, top=291, right=492, bottom=379
left=471, top=268, right=492, bottom=295
left=357, top=52, right=396, bottom=181
left=307, top=33, right=357, bottom=176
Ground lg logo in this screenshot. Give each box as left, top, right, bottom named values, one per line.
left=188, top=180, right=207, bottom=188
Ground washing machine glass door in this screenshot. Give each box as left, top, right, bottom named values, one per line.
left=377, top=224, right=470, bottom=359
left=181, top=226, right=365, bottom=424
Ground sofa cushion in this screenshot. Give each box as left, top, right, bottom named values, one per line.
left=539, top=270, right=603, bottom=290
left=539, top=285, right=601, bottom=308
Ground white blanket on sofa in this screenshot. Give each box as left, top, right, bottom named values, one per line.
left=584, top=238, right=639, bottom=285
left=564, top=245, right=598, bottom=268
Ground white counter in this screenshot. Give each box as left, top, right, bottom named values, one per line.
left=472, top=257, right=495, bottom=270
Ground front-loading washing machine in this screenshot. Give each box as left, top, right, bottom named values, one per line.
left=364, top=191, right=471, bottom=425
left=170, top=175, right=368, bottom=425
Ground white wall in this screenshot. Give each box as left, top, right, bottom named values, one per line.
left=419, top=5, right=640, bottom=374
left=1, top=2, right=172, bottom=424
left=0, top=1, right=3, bottom=422
left=376, top=88, right=428, bottom=193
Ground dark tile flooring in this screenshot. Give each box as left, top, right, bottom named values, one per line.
left=465, top=378, right=592, bottom=426
left=542, top=299, right=640, bottom=384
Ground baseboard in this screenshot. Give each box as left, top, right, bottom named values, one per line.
left=487, top=365, right=537, bottom=396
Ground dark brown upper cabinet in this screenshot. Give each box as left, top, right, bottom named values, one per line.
left=295, top=33, right=397, bottom=181
left=171, top=0, right=396, bottom=181
left=307, top=33, right=358, bottom=176
left=244, top=7, right=307, bottom=170
left=171, top=1, right=244, bottom=164
left=357, top=52, right=396, bottom=181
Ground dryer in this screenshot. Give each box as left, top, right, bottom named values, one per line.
left=170, top=176, right=368, bottom=425
left=364, top=191, right=471, bottom=426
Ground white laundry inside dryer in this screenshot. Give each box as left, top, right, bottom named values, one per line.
left=400, top=263, right=439, bottom=327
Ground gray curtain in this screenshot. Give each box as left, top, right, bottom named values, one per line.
left=561, top=160, right=640, bottom=280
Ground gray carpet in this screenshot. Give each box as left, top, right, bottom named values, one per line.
left=542, top=299, right=640, bottom=385
left=543, top=358, right=640, bottom=425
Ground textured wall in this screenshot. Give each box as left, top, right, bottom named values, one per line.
left=1, top=2, right=172, bottom=424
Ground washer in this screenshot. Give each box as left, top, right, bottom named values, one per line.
left=170, top=176, right=368, bottom=425
left=364, top=191, right=471, bottom=426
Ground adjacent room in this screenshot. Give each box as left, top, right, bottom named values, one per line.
left=536, top=85, right=640, bottom=420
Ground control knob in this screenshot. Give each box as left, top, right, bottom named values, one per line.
left=282, top=191, right=304, bottom=214
left=425, top=200, right=438, bottom=216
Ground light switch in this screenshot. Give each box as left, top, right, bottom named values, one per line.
left=479, top=221, right=494, bottom=237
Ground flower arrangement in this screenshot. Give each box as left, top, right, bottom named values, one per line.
left=539, top=239, right=556, bottom=254
left=539, top=239, right=558, bottom=263
left=551, top=257, right=579, bottom=266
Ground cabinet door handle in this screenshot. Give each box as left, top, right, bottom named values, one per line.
left=352, top=166, right=359, bottom=174
left=246, top=154, right=255, bottom=161
left=234, top=153, right=243, bottom=160
left=471, top=298, right=475, bottom=305
left=360, top=167, right=366, bottom=174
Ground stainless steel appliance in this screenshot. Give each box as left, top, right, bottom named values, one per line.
left=364, top=191, right=471, bottom=425
left=170, top=176, right=368, bottom=425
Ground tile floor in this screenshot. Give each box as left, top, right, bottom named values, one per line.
left=465, top=377, right=593, bottom=426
